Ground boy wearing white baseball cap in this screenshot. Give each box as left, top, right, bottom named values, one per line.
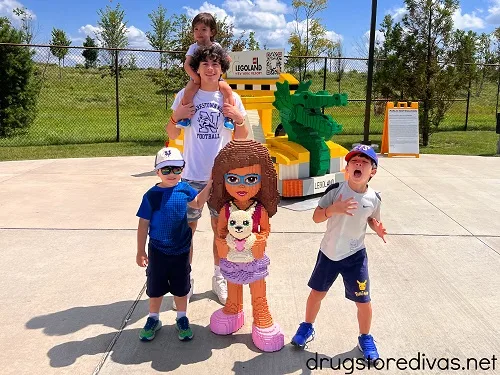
left=135, top=147, right=212, bottom=342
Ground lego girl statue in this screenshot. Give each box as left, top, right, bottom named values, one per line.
left=208, top=139, right=284, bottom=352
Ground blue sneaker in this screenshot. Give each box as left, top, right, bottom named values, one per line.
left=223, top=117, right=234, bottom=131
left=176, top=118, right=191, bottom=129
left=176, top=316, right=193, bottom=341
left=358, top=334, right=379, bottom=361
left=139, top=317, right=162, bottom=341
left=291, top=322, right=314, bottom=348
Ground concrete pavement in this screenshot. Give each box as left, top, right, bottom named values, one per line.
left=0, top=154, right=499, bottom=374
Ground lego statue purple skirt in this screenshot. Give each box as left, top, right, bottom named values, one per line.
left=219, top=255, right=270, bottom=284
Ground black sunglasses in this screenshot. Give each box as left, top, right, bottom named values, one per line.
left=160, top=166, right=183, bottom=175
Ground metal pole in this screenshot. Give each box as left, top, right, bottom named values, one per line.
left=496, top=66, right=500, bottom=115
left=362, top=0, right=377, bottom=145
left=322, top=57, right=327, bottom=114
left=464, top=73, right=471, bottom=131
left=115, top=52, right=120, bottom=142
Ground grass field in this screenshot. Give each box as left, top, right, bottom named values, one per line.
left=0, top=64, right=498, bottom=159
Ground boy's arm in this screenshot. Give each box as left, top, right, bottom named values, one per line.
left=136, top=218, right=149, bottom=267
left=188, top=180, right=213, bottom=209
left=184, top=56, right=200, bottom=83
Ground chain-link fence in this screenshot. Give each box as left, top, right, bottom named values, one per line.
left=1, top=44, right=498, bottom=147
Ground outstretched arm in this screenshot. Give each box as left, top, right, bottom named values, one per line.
left=188, top=180, right=213, bottom=209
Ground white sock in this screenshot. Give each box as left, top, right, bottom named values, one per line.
left=149, top=312, right=159, bottom=320
left=177, top=311, right=186, bottom=319
left=214, top=265, right=222, bottom=277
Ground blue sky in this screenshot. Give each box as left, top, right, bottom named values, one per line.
left=1, top=0, right=497, bottom=57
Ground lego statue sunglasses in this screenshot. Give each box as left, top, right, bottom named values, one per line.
left=224, top=173, right=261, bottom=186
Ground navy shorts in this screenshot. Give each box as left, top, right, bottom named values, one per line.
left=146, top=244, right=191, bottom=298
left=308, top=249, right=371, bottom=303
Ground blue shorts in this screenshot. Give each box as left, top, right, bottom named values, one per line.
left=146, top=244, right=191, bottom=298
left=182, top=179, right=219, bottom=222
left=308, top=249, right=371, bottom=303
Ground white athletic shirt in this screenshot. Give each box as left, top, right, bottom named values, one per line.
left=171, top=88, right=246, bottom=181
left=318, top=181, right=381, bottom=261
left=186, top=42, right=222, bottom=57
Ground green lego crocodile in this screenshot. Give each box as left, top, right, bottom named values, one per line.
left=273, top=80, right=347, bottom=177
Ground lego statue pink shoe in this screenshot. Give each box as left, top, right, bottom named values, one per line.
left=210, top=308, right=244, bottom=335
left=251, top=323, right=285, bottom=352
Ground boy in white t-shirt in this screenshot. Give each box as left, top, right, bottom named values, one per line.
left=291, top=145, right=387, bottom=362
left=176, top=12, right=234, bottom=130
left=167, top=44, right=248, bottom=308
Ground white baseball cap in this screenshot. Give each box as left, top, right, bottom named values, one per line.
left=154, top=147, right=185, bottom=169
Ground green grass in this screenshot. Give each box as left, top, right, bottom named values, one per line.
left=0, top=64, right=498, bottom=159
left=0, top=131, right=497, bottom=161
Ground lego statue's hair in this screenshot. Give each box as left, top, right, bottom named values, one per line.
left=209, top=139, right=280, bottom=217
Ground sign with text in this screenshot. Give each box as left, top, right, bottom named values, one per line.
left=388, top=108, right=420, bottom=155
left=381, top=102, right=420, bottom=158
left=227, top=49, right=285, bottom=79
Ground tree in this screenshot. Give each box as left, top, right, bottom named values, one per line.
left=82, top=36, right=98, bottom=69
left=96, top=3, right=128, bottom=76
left=0, top=17, right=39, bottom=137
left=373, top=0, right=467, bottom=146
left=146, top=4, right=173, bottom=69
left=330, top=42, right=345, bottom=93
left=287, top=0, right=336, bottom=80
left=248, top=31, right=260, bottom=50
left=12, top=7, right=37, bottom=44
left=49, top=28, right=71, bottom=78
left=474, top=32, right=495, bottom=96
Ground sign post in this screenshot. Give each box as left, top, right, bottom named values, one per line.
left=381, top=102, right=420, bottom=158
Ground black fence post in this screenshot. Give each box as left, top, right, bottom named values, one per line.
left=115, top=51, right=120, bottom=142
left=496, top=66, right=500, bottom=116
left=322, top=57, right=327, bottom=114
left=464, top=73, right=471, bottom=131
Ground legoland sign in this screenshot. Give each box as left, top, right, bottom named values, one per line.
left=227, top=49, right=285, bottom=79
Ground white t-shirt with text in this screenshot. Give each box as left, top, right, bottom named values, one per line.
left=171, top=88, right=246, bottom=181
left=317, top=181, right=381, bottom=261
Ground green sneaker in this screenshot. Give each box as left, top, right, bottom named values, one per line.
left=139, top=317, right=162, bottom=341
left=176, top=316, right=193, bottom=341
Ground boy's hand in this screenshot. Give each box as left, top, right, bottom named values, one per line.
left=371, top=218, right=387, bottom=243
left=136, top=252, right=148, bottom=267
left=175, top=102, right=195, bottom=120
left=222, top=103, right=243, bottom=124
left=327, top=194, right=358, bottom=216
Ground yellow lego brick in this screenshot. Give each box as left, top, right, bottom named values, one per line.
left=325, top=141, right=349, bottom=158
left=267, top=138, right=309, bottom=163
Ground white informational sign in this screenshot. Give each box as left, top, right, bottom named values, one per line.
left=226, top=49, right=285, bottom=79
left=388, top=109, right=420, bottom=155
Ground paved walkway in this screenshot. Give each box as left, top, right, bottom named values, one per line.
left=0, top=154, right=499, bottom=374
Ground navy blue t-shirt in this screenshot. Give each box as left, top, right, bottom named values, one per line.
left=136, top=182, right=197, bottom=255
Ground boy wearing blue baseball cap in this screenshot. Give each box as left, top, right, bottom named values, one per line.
left=291, top=145, right=387, bottom=362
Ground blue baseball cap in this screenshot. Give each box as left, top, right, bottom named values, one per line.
left=345, top=144, right=378, bottom=166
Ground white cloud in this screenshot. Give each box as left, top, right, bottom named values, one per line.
left=77, top=24, right=148, bottom=49
left=184, top=0, right=338, bottom=52
left=452, top=8, right=485, bottom=29
left=0, top=0, right=36, bottom=25
left=390, top=7, right=406, bottom=23
left=363, top=30, right=385, bottom=46
left=487, top=0, right=500, bottom=24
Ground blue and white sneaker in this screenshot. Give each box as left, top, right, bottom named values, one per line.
left=176, top=118, right=191, bottom=129
left=223, top=117, right=234, bottom=131
left=139, top=317, right=162, bottom=341
left=291, top=322, right=314, bottom=348
left=358, top=334, right=379, bottom=361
